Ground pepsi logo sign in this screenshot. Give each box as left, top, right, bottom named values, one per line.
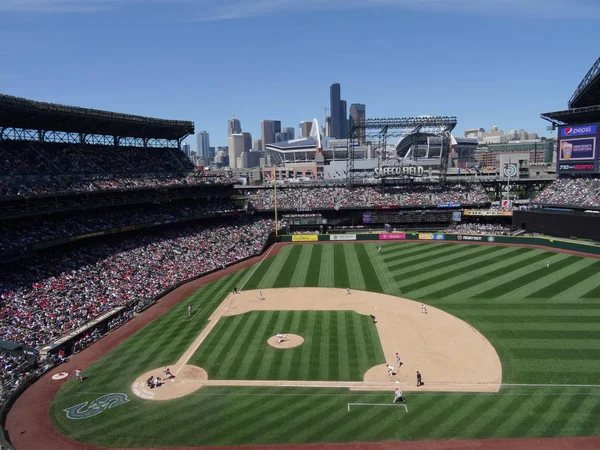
left=560, top=124, right=596, bottom=137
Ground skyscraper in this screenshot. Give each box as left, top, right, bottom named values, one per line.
left=340, top=100, right=348, bottom=138
left=181, top=142, right=191, bottom=156
left=282, top=127, right=295, bottom=140
left=349, top=103, right=366, bottom=144
left=228, top=116, right=241, bottom=137
left=299, top=121, right=312, bottom=138
left=196, top=131, right=210, bottom=163
left=242, top=132, right=252, bottom=151
left=261, top=120, right=276, bottom=150
left=228, top=134, right=245, bottom=169
left=253, top=139, right=262, bottom=150
left=330, top=83, right=341, bottom=139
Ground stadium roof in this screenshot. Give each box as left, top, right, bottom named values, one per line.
left=0, top=94, right=194, bottom=140
left=266, top=137, right=317, bottom=149
left=569, top=57, right=600, bottom=109
left=541, top=105, right=600, bottom=127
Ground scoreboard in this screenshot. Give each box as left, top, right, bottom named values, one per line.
left=363, top=210, right=453, bottom=224
left=284, top=216, right=325, bottom=225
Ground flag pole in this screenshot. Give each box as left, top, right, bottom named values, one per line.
left=273, top=176, right=278, bottom=236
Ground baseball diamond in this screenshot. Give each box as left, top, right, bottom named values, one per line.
left=6, top=240, right=599, bottom=449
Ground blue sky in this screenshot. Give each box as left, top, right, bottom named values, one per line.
left=1, top=0, right=600, bottom=148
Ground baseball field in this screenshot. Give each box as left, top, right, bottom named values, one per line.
left=41, top=242, right=600, bottom=447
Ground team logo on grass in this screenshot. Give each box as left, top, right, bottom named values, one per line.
left=64, top=393, right=130, bottom=420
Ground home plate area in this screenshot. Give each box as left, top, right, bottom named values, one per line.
left=132, top=365, right=207, bottom=401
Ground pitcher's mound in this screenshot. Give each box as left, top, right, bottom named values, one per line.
left=267, top=334, right=304, bottom=349
left=132, top=365, right=207, bottom=401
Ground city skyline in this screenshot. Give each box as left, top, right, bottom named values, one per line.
left=2, top=2, right=598, bottom=149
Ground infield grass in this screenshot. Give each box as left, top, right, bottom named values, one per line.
left=51, top=242, right=600, bottom=447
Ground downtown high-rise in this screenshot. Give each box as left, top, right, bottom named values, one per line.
left=349, top=103, right=366, bottom=144
left=196, top=131, right=210, bottom=163
left=330, top=83, right=341, bottom=138
left=228, top=116, right=242, bottom=137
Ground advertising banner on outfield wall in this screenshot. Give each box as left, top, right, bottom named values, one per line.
left=455, top=235, right=496, bottom=242
left=329, top=234, right=357, bottom=241
left=291, top=235, right=319, bottom=242
left=463, top=210, right=513, bottom=217
left=419, top=233, right=446, bottom=240
left=379, top=233, right=406, bottom=240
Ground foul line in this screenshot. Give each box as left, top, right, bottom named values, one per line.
left=348, top=403, right=408, bottom=412
left=502, top=383, right=600, bottom=388
left=237, top=244, right=276, bottom=292
left=185, top=311, right=200, bottom=321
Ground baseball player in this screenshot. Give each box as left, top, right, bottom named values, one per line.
left=188, top=305, right=192, bottom=316
left=546, top=260, right=550, bottom=268
left=396, top=352, right=401, bottom=367
left=416, top=371, right=422, bottom=387
left=75, top=368, right=83, bottom=381
left=421, top=304, right=428, bottom=314
left=346, top=288, right=351, bottom=295
left=164, top=367, right=175, bottom=379
left=276, top=333, right=289, bottom=344
left=377, top=245, right=382, bottom=252
left=233, top=287, right=238, bottom=294
left=393, top=388, right=404, bottom=403
left=258, top=291, right=264, bottom=301
left=386, top=364, right=394, bottom=376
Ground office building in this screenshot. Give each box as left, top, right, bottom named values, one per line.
left=282, top=127, right=295, bottom=140
left=340, top=100, right=348, bottom=138
left=228, top=134, right=245, bottom=169
left=300, top=121, right=312, bottom=138
left=243, top=151, right=262, bottom=169
left=196, top=131, right=210, bottom=163
left=228, top=116, right=241, bottom=137
left=181, top=142, right=191, bottom=156
left=253, top=139, right=262, bottom=151
left=349, top=103, right=366, bottom=144
left=209, top=146, right=216, bottom=161
left=325, top=116, right=331, bottom=138
left=330, top=83, right=341, bottom=139
left=242, top=132, right=252, bottom=151
left=261, top=120, right=276, bottom=150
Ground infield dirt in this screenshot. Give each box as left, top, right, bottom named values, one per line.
left=132, top=287, right=501, bottom=401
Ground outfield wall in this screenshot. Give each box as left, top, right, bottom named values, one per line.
left=514, top=210, right=600, bottom=242
left=279, top=233, right=600, bottom=256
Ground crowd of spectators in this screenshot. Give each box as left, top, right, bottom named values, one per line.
left=0, top=350, right=38, bottom=403
left=0, top=174, right=240, bottom=198
left=0, top=141, right=194, bottom=176
left=0, top=199, right=242, bottom=253
left=444, top=223, right=514, bottom=236
left=534, top=178, right=600, bottom=207
left=247, top=185, right=489, bottom=210
left=0, top=218, right=274, bottom=349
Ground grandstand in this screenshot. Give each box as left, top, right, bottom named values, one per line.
left=0, top=94, right=276, bottom=378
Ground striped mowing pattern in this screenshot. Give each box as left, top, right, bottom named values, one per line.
left=51, top=242, right=600, bottom=448
left=188, top=310, right=384, bottom=381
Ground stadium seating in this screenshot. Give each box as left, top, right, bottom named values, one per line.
left=0, top=199, right=241, bottom=253
left=534, top=178, right=600, bottom=207
left=0, top=218, right=274, bottom=349
left=246, top=185, right=490, bottom=210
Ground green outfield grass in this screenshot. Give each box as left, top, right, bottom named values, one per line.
left=50, top=242, right=600, bottom=447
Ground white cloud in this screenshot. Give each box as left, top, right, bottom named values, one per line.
left=1, top=0, right=599, bottom=20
